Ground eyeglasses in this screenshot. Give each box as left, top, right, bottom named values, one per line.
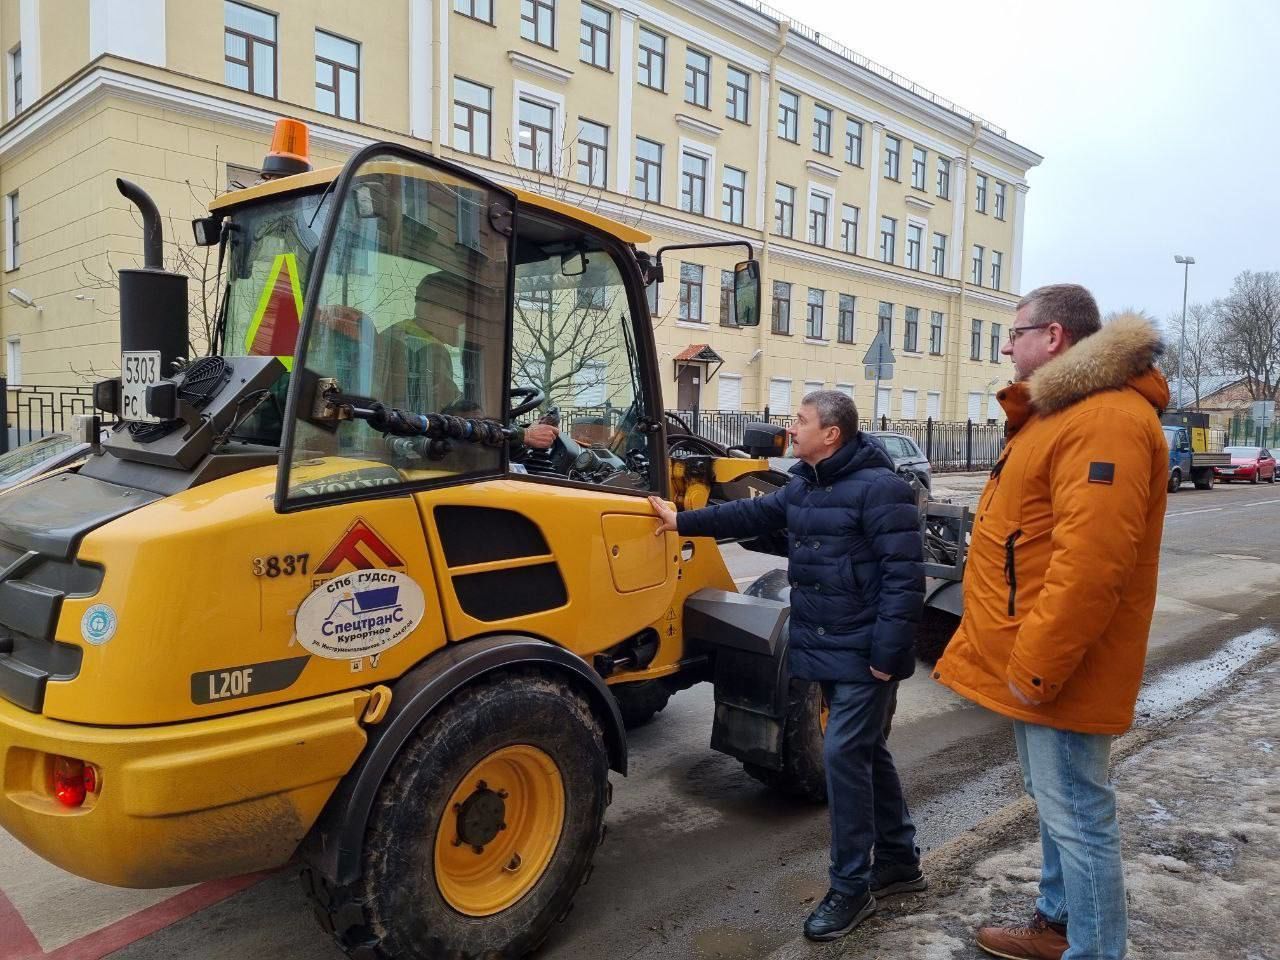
left=1007, top=323, right=1050, bottom=344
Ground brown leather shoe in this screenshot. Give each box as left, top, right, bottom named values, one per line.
left=976, top=911, right=1068, bottom=960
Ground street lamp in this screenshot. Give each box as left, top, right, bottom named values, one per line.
left=1174, top=255, right=1195, bottom=411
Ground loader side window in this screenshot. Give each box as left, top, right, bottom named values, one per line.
left=280, top=153, right=513, bottom=507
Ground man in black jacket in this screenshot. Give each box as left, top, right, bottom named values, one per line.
left=649, top=390, right=925, bottom=941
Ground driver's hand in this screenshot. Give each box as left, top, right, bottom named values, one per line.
left=647, top=496, right=678, bottom=536
left=524, top=423, right=560, bottom=450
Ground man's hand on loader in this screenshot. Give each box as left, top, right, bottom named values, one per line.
left=648, top=496, right=678, bottom=536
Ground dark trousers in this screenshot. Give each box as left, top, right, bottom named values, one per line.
left=820, top=679, right=918, bottom=896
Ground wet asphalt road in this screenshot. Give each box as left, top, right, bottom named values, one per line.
left=110, top=480, right=1280, bottom=960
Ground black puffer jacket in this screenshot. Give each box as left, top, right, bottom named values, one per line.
left=677, top=435, right=924, bottom=682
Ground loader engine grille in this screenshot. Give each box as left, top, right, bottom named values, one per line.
left=128, top=356, right=231, bottom=443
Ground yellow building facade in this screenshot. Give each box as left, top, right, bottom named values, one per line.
left=0, top=0, right=1040, bottom=422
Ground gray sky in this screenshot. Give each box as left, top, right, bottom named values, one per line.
left=776, top=0, right=1280, bottom=325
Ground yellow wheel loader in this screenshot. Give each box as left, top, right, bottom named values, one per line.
left=0, top=123, right=956, bottom=959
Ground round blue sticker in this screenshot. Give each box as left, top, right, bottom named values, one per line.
left=81, top=604, right=118, bottom=645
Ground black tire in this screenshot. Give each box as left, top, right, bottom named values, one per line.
left=1251, top=470, right=1259, bottom=485
left=916, top=607, right=960, bottom=664
left=304, top=671, right=610, bottom=960
left=611, top=679, right=672, bottom=729
left=1167, top=469, right=1181, bottom=493
left=742, top=679, right=827, bottom=802
left=1194, top=470, right=1214, bottom=490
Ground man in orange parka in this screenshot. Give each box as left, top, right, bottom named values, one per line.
left=933, top=285, right=1169, bottom=960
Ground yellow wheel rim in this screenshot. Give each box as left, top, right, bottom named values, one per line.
left=434, top=745, right=566, bottom=917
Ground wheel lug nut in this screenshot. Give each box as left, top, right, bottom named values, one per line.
left=504, top=853, right=522, bottom=872
left=471, top=844, right=484, bottom=855
left=499, top=822, right=507, bottom=831
left=497, top=789, right=509, bottom=799
left=477, top=780, right=488, bottom=791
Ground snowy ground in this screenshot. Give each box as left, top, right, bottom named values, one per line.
left=801, top=654, right=1280, bottom=960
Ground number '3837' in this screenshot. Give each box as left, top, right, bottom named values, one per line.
left=252, top=553, right=310, bottom=577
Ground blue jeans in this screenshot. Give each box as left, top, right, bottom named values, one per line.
left=821, top=680, right=918, bottom=896
left=1014, top=721, right=1127, bottom=960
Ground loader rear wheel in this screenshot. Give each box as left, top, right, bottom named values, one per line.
left=307, top=671, right=609, bottom=960
left=742, top=679, right=827, bottom=802
left=610, top=679, right=672, bottom=729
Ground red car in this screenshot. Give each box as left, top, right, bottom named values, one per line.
left=1216, top=445, right=1277, bottom=483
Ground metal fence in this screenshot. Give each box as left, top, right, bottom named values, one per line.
left=1, top=379, right=96, bottom=454
left=1226, top=415, right=1280, bottom=448
left=560, top=406, right=1007, bottom=473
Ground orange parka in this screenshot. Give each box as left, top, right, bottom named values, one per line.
left=933, top=314, right=1170, bottom=735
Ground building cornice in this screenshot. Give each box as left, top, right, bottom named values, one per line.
left=675, top=113, right=723, bottom=139
left=904, top=195, right=935, bottom=211
left=507, top=51, right=574, bottom=86
left=805, top=159, right=840, bottom=183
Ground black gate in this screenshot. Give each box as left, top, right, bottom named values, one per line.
left=1, top=379, right=96, bottom=454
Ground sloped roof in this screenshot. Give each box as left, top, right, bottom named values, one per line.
left=673, top=343, right=724, bottom=363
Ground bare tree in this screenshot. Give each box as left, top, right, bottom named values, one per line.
left=1213, top=271, right=1280, bottom=401
left=1157, top=302, right=1221, bottom=408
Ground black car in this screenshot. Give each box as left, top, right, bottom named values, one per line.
left=0, top=432, right=94, bottom=492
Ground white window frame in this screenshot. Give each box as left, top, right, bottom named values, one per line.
left=875, top=387, right=892, bottom=419
left=511, top=80, right=566, bottom=176
left=768, top=378, right=792, bottom=414
left=7, top=45, right=20, bottom=119
left=677, top=139, right=716, bottom=216
left=906, top=217, right=927, bottom=271
left=4, top=191, right=17, bottom=272
left=718, top=373, right=742, bottom=411
left=804, top=380, right=825, bottom=400
left=967, top=391, right=983, bottom=421
left=901, top=388, right=918, bottom=420
left=927, top=391, right=941, bottom=420
left=5, top=336, right=20, bottom=384
left=806, top=183, right=834, bottom=248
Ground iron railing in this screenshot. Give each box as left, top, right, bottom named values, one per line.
left=1, top=379, right=96, bottom=454
left=1226, top=415, right=1280, bottom=448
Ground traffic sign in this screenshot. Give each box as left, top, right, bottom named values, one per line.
left=865, top=364, right=893, bottom=381
left=861, top=331, right=896, bottom=367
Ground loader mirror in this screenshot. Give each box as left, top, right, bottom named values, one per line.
left=561, top=249, right=588, bottom=277
left=733, top=260, right=760, bottom=327
left=191, top=215, right=222, bottom=247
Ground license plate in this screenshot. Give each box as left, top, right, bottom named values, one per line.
left=1220, top=468, right=1235, bottom=474
left=121, top=351, right=163, bottom=422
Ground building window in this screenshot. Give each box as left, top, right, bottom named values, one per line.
left=680, top=151, right=708, bottom=215
left=224, top=1, right=277, bottom=97
left=911, top=146, right=927, bottom=189
left=679, top=263, right=704, bottom=322
left=722, top=166, right=746, bottom=225
left=931, top=232, right=947, bottom=276
left=5, top=191, right=18, bottom=271
left=726, top=65, right=750, bottom=123
left=315, top=31, right=359, bottom=120
left=452, top=77, right=492, bottom=156
left=971, top=319, right=983, bottom=360
left=845, top=117, right=863, bottom=165
left=634, top=137, right=662, bottom=201
left=580, top=3, right=610, bottom=69
left=771, top=281, right=791, bottom=335
left=774, top=183, right=795, bottom=237
left=877, top=301, right=893, bottom=340
left=883, top=135, right=901, bottom=180
left=991, top=323, right=1002, bottom=362
left=904, top=306, right=920, bottom=352
left=906, top=223, right=923, bottom=270
left=8, top=45, right=21, bottom=116
left=975, top=173, right=988, bottom=213
left=778, top=89, right=799, bottom=142
left=994, top=181, right=1007, bottom=220
left=928, top=391, right=941, bottom=419
left=879, top=216, right=896, bottom=264
left=971, top=244, right=984, bottom=286
left=454, top=0, right=493, bottom=23
left=517, top=97, right=555, bottom=173
left=930, top=311, right=944, bottom=354
left=936, top=156, right=950, bottom=199
left=576, top=119, right=609, bottom=187
left=806, top=288, right=824, bottom=339
left=720, top=269, right=736, bottom=326
left=838, top=294, right=855, bottom=343
left=991, top=251, right=1004, bottom=291
left=685, top=48, right=710, bottom=108
left=840, top=205, right=859, bottom=255
left=638, top=27, right=666, bottom=90
left=813, top=104, right=832, bottom=154
left=521, top=0, right=555, bottom=47
left=5, top=337, right=19, bottom=384
left=808, top=193, right=829, bottom=246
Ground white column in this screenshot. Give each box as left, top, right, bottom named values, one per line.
left=755, top=68, right=771, bottom=231
left=1011, top=183, right=1030, bottom=294
left=89, top=0, right=166, bottom=66
left=864, top=121, right=883, bottom=257
left=409, top=0, right=432, bottom=141
left=435, top=0, right=450, bottom=152
left=615, top=11, right=638, bottom=195
left=19, top=0, right=40, bottom=102
left=949, top=158, right=968, bottom=279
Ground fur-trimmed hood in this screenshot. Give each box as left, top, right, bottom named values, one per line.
left=998, top=313, right=1169, bottom=427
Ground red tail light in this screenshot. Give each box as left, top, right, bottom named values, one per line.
left=52, top=756, right=94, bottom=808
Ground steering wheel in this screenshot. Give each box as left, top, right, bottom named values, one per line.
left=508, top=386, right=546, bottom=419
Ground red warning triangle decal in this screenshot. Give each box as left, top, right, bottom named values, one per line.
left=315, top=519, right=406, bottom=574
left=245, top=253, right=303, bottom=368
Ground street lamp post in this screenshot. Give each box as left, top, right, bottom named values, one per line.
left=1174, top=254, right=1195, bottom=411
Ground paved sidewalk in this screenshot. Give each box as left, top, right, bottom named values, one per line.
left=796, top=655, right=1280, bottom=960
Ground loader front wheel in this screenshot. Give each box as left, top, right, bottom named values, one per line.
left=611, top=679, right=672, bottom=729
left=308, top=671, right=609, bottom=960
left=742, top=679, right=828, bottom=802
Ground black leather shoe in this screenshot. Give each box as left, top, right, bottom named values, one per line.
left=870, top=861, right=927, bottom=899
left=803, top=888, right=876, bottom=941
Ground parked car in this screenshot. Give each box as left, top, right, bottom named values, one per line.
left=867, top=431, right=932, bottom=490
left=1216, top=445, right=1277, bottom=484
left=0, top=432, right=93, bottom=492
